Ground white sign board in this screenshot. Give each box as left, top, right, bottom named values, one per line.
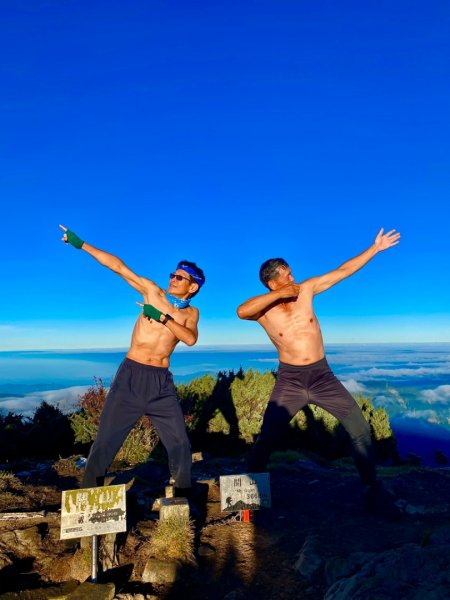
left=60, top=484, right=127, bottom=539
left=220, top=473, right=271, bottom=512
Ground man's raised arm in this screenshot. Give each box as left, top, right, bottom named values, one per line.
left=237, top=283, right=300, bottom=320
left=308, top=228, right=400, bottom=295
left=59, top=224, right=154, bottom=295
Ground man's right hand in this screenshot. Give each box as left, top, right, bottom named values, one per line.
left=276, top=283, right=300, bottom=299
left=59, top=224, right=84, bottom=249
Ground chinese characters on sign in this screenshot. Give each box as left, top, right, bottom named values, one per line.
left=60, top=484, right=127, bottom=539
left=220, top=473, right=271, bottom=512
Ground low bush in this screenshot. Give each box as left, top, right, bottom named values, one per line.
left=70, top=378, right=159, bottom=465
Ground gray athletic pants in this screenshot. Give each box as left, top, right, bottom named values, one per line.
left=82, top=358, right=191, bottom=489
left=247, top=357, right=376, bottom=485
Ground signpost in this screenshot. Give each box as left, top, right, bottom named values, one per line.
left=60, top=484, right=127, bottom=582
left=220, top=473, right=271, bottom=519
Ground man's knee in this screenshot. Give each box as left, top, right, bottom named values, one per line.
left=341, top=404, right=371, bottom=439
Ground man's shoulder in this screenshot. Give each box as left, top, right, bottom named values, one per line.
left=143, top=278, right=163, bottom=294
left=298, top=277, right=315, bottom=289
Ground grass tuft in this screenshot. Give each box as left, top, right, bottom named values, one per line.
left=147, top=514, right=195, bottom=564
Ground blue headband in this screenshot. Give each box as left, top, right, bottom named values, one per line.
left=166, top=292, right=191, bottom=309
left=177, top=263, right=204, bottom=287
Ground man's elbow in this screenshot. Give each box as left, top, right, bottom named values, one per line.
left=184, top=335, right=197, bottom=347
left=236, top=306, right=250, bottom=320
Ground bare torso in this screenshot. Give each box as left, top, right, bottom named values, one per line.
left=127, top=285, right=198, bottom=367
left=258, top=282, right=325, bottom=365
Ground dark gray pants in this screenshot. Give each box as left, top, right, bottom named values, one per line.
left=247, top=357, right=376, bottom=485
left=82, top=358, right=191, bottom=489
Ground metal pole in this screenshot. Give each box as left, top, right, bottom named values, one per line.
left=91, top=534, right=98, bottom=582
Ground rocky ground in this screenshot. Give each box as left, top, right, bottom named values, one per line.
left=1, top=453, right=450, bottom=599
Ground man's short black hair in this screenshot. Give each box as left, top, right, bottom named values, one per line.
left=177, top=260, right=205, bottom=297
left=259, top=258, right=289, bottom=289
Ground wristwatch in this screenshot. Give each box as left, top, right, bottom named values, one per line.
left=161, top=313, right=174, bottom=325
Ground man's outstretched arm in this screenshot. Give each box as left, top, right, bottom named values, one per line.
left=59, top=224, right=154, bottom=295
left=237, top=283, right=300, bottom=320
left=308, top=228, right=400, bottom=295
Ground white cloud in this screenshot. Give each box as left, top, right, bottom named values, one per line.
left=402, top=409, right=441, bottom=423
left=341, top=379, right=367, bottom=394
left=420, top=385, right=450, bottom=405
left=0, top=386, right=89, bottom=417
left=250, top=358, right=279, bottom=364
left=374, top=388, right=407, bottom=409
left=356, top=365, right=450, bottom=380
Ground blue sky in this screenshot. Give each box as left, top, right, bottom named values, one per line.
left=1, top=0, right=449, bottom=350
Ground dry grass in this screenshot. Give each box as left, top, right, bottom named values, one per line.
left=0, top=471, right=22, bottom=492
left=147, top=514, right=195, bottom=564
left=52, top=455, right=82, bottom=477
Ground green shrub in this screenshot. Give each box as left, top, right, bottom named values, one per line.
left=70, top=378, right=159, bottom=465
left=209, top=369, right=275, bottom=442
left=177, top=374, right=217, bottom=431
left=178, top=368, right=275, bottom=443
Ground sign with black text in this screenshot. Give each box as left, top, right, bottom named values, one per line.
left=220, top=473, right=271, bottom=512
left=60, top=484, right=127, bottom=539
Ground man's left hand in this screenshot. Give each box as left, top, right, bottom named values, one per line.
left=374, top=228, right=401, bottom=251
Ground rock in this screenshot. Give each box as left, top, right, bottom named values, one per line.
left=140, top=558, right=181, bottom=583
left=68, top=582, right=115, bottom=600
left=324, top=543, right=450, bottom=599
left=2, top=527, right=47, bottom=561
left=43, top=580, right=79, bottom=598
left=293, top=535, right=322, bottom=582
left=223, top=589, right=246, bottom=600
left=100, top=533, right=117, bottom=571
left=40, top=548, right=91, bottom=583
left=159, top=497, right=189, bottom=521
left=324, top=552, right=376, bottom=586
left=430, top=525, right=450, bottom=545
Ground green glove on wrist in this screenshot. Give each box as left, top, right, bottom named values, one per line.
left=143, top=304, right=163, bottom=321
left=66, top=229, right=84, bottom=249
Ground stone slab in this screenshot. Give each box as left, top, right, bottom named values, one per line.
left=159, top=497, right=189, bottom=521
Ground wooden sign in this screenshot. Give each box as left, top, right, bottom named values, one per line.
left=60, top=484, right=126, bottom=539
left=220, top=473, right=271, bottom=512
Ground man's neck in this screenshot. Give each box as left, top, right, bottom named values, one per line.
left=166, top=292, right=191, bottom=309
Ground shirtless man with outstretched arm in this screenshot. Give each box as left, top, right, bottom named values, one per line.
left=60, top=225, right=205, bottom=495
left=237, top=228, right=400, bottom=512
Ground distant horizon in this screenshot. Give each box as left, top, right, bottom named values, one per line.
left=1, top=344, right=449, bottom=440
left=1, top=340, right=449, bottom=354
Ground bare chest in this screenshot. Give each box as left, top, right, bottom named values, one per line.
left=262, top=302, right=318, bottom=338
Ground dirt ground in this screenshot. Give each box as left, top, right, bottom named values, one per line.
left=1, top=454, right=450, bottom=599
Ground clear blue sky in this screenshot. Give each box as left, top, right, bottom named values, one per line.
left=1, top=0, right=449, bottom=350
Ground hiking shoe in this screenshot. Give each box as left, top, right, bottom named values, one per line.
left=363, top=481, right=404, bottom=519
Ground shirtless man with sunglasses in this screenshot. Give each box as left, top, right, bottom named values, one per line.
left=59, top=225, right=205, bottom=497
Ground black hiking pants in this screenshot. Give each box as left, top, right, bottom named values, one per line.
left=247, top=357, right=376, bottom=485
left=82, top=358, right=191, bottom=489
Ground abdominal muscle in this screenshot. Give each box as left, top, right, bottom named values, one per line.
left=126, top=314, right=179, bottom=367
left=261, top=304, right=325, bottom=366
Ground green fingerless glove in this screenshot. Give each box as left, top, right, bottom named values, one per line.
left=66, top=229, right=84, bottom=249
left=143, top=304, right=163, bottom=321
